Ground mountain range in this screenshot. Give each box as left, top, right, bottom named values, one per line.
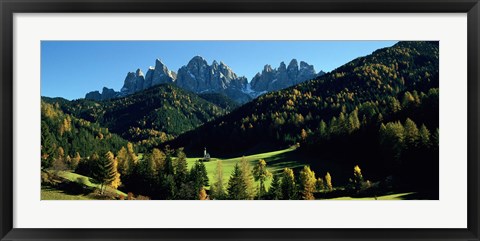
left=85, top=57, right=324, bottom=103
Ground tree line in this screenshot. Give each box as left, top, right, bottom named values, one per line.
left=46, top=137, right=379, bottom=200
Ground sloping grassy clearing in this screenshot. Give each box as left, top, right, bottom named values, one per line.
left=186, top=146, right=301, bottom=191
left=41, top=187, right=94, bottom=200
left=55, top=170, right=127, bottom=197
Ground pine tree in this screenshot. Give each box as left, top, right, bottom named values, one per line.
left=268, top=174, right=282, bottom=200
left=93, top=151, right=118, bottom=194
left=404, top=118, right=419, bottom=148
left=174, top=148, right=189, bottom=185
left=227, top=163, right=248, bottom=200
left=164, top=152, right=175, bottom=176
left=432, top=128, right=439, bottom=147
left=190, top=161, right=209, bottom=194
left=419, top=124, right=431, bottom=148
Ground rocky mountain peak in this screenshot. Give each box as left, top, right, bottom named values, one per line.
left=152, top=59, right=175, bottom=86
left=263, top=65, right=273, bottom=73
left=136, top=68, right=144, bottom=77
left=85, top=55, right=320, bottom=105
left=176, top=56, right=250, bottom=103
left=287, top=59, right=298, bottom=70
left=279, top=62, right=287, bottom=71
left=250, top=59, right=319, bottom=94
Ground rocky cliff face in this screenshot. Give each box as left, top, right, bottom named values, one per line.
left=176, top=56, right=250, bottom=103
left=150, top=59, right=176, bottom=87
left=250, top=59, right=320, bottom=93
left=85, top=87, right=120, bottom=101
left=122, top=60, right=175, bottom=95
left=85, top=59, right=176, bottom=101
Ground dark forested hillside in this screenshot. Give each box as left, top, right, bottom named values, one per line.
left=169, top=41, right=439, bottom=193
left=43, top=84, right=230, bottom=151
left=198, top=93, right=239, bottom=111
left=41, top=100, right=127, bottom=169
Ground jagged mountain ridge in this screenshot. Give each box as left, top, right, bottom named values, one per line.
left=85, top=56, right=323, bottom=103
left=250, top=59, right=325, bottom=93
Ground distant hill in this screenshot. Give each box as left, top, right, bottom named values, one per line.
left=44, top=84, right=231, bottom=151
left=41, top=100, right=128, bottom=165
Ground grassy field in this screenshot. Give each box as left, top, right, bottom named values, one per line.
left=41, top=170, right=128, bottom=200
left=55, top=171, right=128, bottom=197
left=330, top=192, right=416, bottom=200
left=41, top=187, right=93, bottom=200
left=186, top=146, right=302, bottom=191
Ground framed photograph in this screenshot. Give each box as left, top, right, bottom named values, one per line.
left=1, top=0, right=479, bottom=240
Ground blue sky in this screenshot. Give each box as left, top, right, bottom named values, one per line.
left=41, top=41, right=397, bottom=100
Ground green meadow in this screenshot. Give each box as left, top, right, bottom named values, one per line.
left=185, top=146, right=301, bottom=191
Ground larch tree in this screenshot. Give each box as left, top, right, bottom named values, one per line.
left=116, top=146, right=129, bottom=176
left=150, top=148, right=166, bottom=173
left=299, top=166, right=316, bottom=200
left=52, top=146, right=66, bottom=171
left=316, top=177, right=325, bottom=192
left=300, top=129, right=308, bottom=142
left=199, top=187, right=208, bottom=200
left=211, top=160, right=226, bottom=200
left=71, top=152, right=81, bottom=170
left=353, top=165, right=364, bottom=191
left=280, top=168, right=296, bottom=200
left=239, top=157, right=256, bottom=200
left=106, top=151, right=121, bottom=189
left=126, top=142, right=139, bottom=167
left=325, top=172, right=333, bottom=191
left=252, top=159, right=272, bottom=199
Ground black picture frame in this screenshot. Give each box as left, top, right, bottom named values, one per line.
left=1, top=0, right=479, bottom=240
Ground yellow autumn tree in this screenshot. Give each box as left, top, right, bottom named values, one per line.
left=199, top=188, right=208, bottom=200
left=325, top=172, right=333, bottom=191
left=299, top=166, right=316, bottom=200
